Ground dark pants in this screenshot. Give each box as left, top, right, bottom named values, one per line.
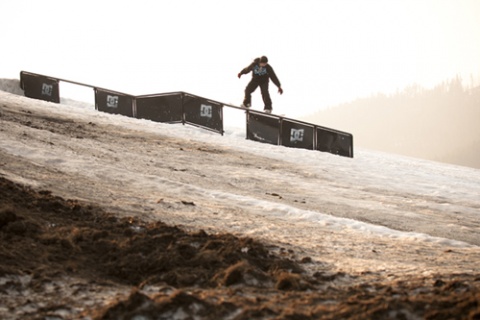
left=243, top=80, right=272, bottom=111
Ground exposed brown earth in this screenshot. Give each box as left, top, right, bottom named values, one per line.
left=1, top=177, right=480, bottom=319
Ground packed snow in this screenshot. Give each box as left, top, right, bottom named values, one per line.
left=1, top=79, right=479, bottom=279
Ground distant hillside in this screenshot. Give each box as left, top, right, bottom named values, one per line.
left=303, top=77, right=480, bottom=169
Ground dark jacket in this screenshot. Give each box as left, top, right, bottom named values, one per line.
left=239, top=58, right=281, bottom=88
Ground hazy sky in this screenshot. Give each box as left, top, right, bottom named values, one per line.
left=3, top=0, right=480, bottom=117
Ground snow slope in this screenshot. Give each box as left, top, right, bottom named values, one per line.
left=1, top=79, right=479, bottom=280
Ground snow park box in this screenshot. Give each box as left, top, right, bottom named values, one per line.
left=95, top=88, right=134, bottom=118
left=135, top=93, right=183, bottom=124
left=183, top=93, right=223, bottom=134
left=20, top=71, right=60, bottom=103
left=17, top=71, right=354, bottom=158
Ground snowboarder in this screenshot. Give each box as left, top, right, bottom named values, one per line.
left=238, top=56, right=283, bottom=114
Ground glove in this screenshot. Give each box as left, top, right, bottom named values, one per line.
left=278, top=87, right=283, bottom=94
left=238, top=73, right=242, bottom=78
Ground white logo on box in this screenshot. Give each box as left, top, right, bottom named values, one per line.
left=200, top=104, right=212, bottom=118
left=42, top=83, right=53, bottom=96
left=107, top=95, right=119, bottom=108
left=290, top=128, right=304, bottom=142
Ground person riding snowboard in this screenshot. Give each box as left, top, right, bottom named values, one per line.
left=238, top=56, right=283, bottom=114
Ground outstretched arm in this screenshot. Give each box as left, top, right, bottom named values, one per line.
left=238, top=62, right=255, bottom=78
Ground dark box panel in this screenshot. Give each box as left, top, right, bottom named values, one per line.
left=95, top=89, right=134, bottom=117
left=20, top=72, right=60, bottom=103
left=281, top=120, right=315, bottom=150
left=135, top=94, right=183, bottom=123
left=246, top=112, right=280, bottom=145
left=316, top=129, right=353, bottom=158
left=183, top=94, right=223, bottom=134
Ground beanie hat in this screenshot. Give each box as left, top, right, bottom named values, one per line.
left=260, top=56, right=268, bottom=63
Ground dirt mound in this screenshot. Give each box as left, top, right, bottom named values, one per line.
left=0, top=176, right=306, bottom=287
left=95, top=282, right=480, bottom=320
left=1, top=176, right=480, bottom=319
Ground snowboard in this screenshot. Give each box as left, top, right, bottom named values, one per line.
left=239, top=104, right=285, bottom=117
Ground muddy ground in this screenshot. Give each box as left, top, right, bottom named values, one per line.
left=1, top=84, right=480, bottom=319
left=1, top=177, right=480, bottom=319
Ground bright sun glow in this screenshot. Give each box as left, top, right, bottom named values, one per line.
left=3, top=0, right=480, bottom=117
